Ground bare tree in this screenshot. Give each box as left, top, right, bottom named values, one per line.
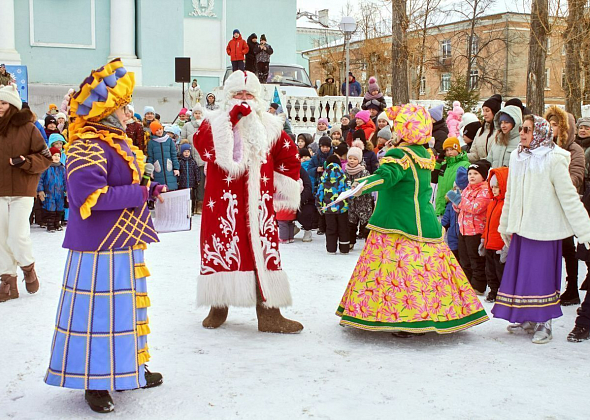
left=526, top=0, right=549, bottom=115
left=391, top=0, right=410, bottom=103
left=581, top=5, right=590, bottom=105
left=563, top=0, right=585, bottom=118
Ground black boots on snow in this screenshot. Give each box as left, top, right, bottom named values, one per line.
left=85, top=390, right=114, bottom=413
left=567, top=326, right=590, bottom=342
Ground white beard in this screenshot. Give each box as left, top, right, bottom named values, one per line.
left=227, top=100, right=268, bottom=164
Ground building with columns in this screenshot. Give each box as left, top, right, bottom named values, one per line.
left=0, top=0, right=298, bottom=117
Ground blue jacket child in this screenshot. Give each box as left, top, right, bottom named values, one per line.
left=316, top=155, right=350, bottom=215
left=307, top=136, right=333, bottom=193
left=38, top=162, right=67, bottom=212
left=178, top=143, right=200, bottom=189
left=441, top=166, right=468, bottom=251
left=147, top=126, right=180, bottom=191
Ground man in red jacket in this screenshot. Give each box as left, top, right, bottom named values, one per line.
left=226, top=29, right=249, bottom=71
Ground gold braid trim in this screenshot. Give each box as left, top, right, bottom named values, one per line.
left=397, top=146, right=436, bottom=170
left=379, top=155, right=411, bottom=170
left=66, top=125, right=145, bottom=184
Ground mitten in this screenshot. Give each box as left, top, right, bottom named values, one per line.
left=497, top=246, right=509, bottom=264
left=478, top=240, right=486, bottom=257
left=446, top=190, right=461, bottom=206
left=229, top=103, right=252, bottom=126
left=501, top=233, right=511, bottom=248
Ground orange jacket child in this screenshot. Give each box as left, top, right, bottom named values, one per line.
left=482, top=167, right=508, bottom=251
left=226, top=33, right=249, bottom=61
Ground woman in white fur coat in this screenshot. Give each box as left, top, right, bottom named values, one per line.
left=492, top=114, right=590, bottom=344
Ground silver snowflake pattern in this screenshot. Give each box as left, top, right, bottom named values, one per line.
left=278, top=164, right=287, bottom=172
left=203, top=149, right=212, bottom=159
left=283, top=139, right=291, bottom=149
left=261, top=174, right=270, bottom=185
left=223, top=174, right=234, bottom=186
left=207, top=198, right=216, bottom=210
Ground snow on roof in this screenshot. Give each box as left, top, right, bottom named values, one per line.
left=297, top=15, right=331, bottom=30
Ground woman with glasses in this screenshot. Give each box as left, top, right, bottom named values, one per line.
left=492, top=114, right=590, bottom=344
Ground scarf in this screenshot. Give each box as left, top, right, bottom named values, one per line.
left=517, top=115, right=554, bottom=158
left=363, top=92, right=383, bottom=101
left=345, top=162, right=365, bottom=176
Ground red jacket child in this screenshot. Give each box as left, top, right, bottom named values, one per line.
left=482, top=167, right=508, bottom=251
left=457, top=180, right=491, bottom=236
left=226, top=34, right=249, bottom=61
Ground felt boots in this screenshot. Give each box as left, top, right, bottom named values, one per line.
left=0, top=274, right=18, bottom=302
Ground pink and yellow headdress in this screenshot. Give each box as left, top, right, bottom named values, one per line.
left=385, top=103, right=433, bottom=145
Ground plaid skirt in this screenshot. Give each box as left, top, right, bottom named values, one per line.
left=45, top=245, right=151, bottom=390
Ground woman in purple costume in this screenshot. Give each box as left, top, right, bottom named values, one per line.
left=493, top=114, right=590, bottom=344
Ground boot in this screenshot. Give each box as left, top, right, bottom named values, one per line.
left=196, top=201, right=203, bottom=215
left=580, top=278, right=588, bottom=291
left=256, top=304, right=303, bottom=334
left=567, top=325, right=590, bottom=342
left=302, top=230, right=312, bottom=242
left=0, top=274, right=19, bottom=302
left=85, top=390, right=114, bottom=413
left=532, top=320, right=552, bottom=344
left=392, top=331, right=425, bottom=338
left=507, top=321, right=536, bottom=334
left=202, top=306, right=229, bottom=329
left=485, top=290, right=497, bottom=303
left=142, top=366, right=163, bottom=388
left=560, top=286, right=581, bottom=306
left=21, top=263, right=39, bottom=294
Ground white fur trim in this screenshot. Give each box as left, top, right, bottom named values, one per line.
left=197, top=272, right=257, bottom=307
left=273, top=172, right=301, bottom=211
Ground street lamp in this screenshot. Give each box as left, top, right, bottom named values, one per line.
left=339, top=16, right=357, bottom=113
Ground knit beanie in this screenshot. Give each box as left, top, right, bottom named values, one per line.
left=377, top=127, right=392, bottom=141
left=49, top=147, right=61, bottom=156
left=0, top=84, right=22, bottom=110
left=233, top=29, right=240, bottom=35
left=498, top=113, right=515, bottom=125
left=342, top=114, right=351, bottom=121
left=468, top=160, right=491, bottom=180
left=577, top=117, right=590, bottom=128
left=452, top=101, right=464, bottom=116
left=503, top=98, right=531, bottom=116
left=352, top=129, right=366, bottom=143
left=179, top=108, right=188, bottom=116
left=352, top=139, right=365, bottom=150
left=150, top=121, right=163, bottom=133
left=318, top=136, right=332, bottom=147
left=49, top=104, right=58, bottom=112
left=270, top=102, right=279, bottom=110
left=144, top=106, right=155, bottom=115
left=355, top=110, right=371, bottom=123
left=482, top=94, right=503, bottom=115
left=334, top=142, right=349, bottom=157
left=463, top=121, right=482, bottom=141
left=180, top=143, right=191, bottom=154
left=260, top=34, right=267, bottom=42
left=326, top=154, right=341, bottom=166
left=55, top=112, right=67, bottom=121
left=348, top=146, right=363, bottom=162
left=48, top=133, right=65, bottom=147
left=442, top=137, right=460, bottom=151
left=377, top=111, right=390, bottom=124
left=428, top=104, right=444, bottom=122
left=45, top=115, right=57, bottom=127
left=134, top=113, right=142, bottom=121
left=368, top=76, right=380, bottom=92
left=298, top=148, right=311, bottom=158
left=317, top=117, right=329, bottom=126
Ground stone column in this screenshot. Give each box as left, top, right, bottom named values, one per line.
left=108, top=0, right=142, bottom=85
left=0, top=0, right=22, bottom=64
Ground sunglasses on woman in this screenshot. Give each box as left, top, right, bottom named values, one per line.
left=518, top=126, right=531, bottom=134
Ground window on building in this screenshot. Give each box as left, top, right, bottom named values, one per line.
left=546, top=37, right=551, bottom=54
left=469, top=70, right=479, bottom=90
left=562, top=69, right=567, bottom=89
left=420, top=76, right=426, bottom=95
left=545, top=68, right=550, bottom=89
left=440, top=73, right=451, bottom=92
left=441, top=40, right=452, bottom=58
left=469, top=35, right=479, bottom=56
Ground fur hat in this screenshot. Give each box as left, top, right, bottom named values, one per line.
left=368, top=76, right=380, bottom=93
left=318, top=136, right=332, bottom=148
left=452, top=101, right=464, bottom=116
left=144, top=106, right=155, bottom=115
left=577, top=117, right=590, bottom=128
left=377, top=127, right=392, bottom=141
left=0, top=84, right=22, bottom=110
left=180, top=143, right=192, bottom=154
left=45, top=115, right=57, bottom=127
left=468, top=160, right=491, bottom=180
left=482, top=94, right=502, bottom=115
left=334, top=142, right=348, bottom=157
left=150, top=121, right=163, bottom=133
left=223, top=70, right=261, bottom=105
left=428, top=104, right=444, bottom=122
left=442, top=137, right=460, bottom=151
left=355, top=110, right=371, bottom=124
left=49, top=147, right=61, bottom=156
left=348, top=146, right=363, bottom=162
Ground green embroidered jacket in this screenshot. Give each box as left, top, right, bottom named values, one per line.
left=358, top=144, right=443, bottom=242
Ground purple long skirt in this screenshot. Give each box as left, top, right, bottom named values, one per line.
left=491, top=234, right=563, bottom=323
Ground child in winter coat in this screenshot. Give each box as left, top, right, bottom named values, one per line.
left=441, top=166, right=468, bottom=260
left=313, top=118, right=330, bottom=143
left=297, top=163, right=315, bottom=243
left=37, top=147, right=67, bottom=232
left=434, top=136, right=471, bottom=216
left=297, top=133, right=313, bottom=156
left=48, top=133, right=67, bottom=165
left=361, top=77, right=387, bottom=125
left=307, top=136, right=333, bottom=234
left=333, top=142, right=348, bottom=168
left=349, top=110, right=376, bottom=145
left=482, top=167, right=509, bottom=302
left=447, top=160, right=492, bottom=294
left=317, top=155, right=351, bottom=254
left=446, top=101, right=464, bottom=137
left=375, top=127, right=392, bottom=159
left=147, top=121, right=180, bottom=191
left=352, top=134, right=379, bottom=174
left=44, top=115, right=60, bottom=138
left=345, top=146, right=373, bottom=250
left=178, top=143, right=201, bottom=214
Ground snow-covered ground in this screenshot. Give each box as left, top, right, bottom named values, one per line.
left=2, top=219, right=589, bottom=419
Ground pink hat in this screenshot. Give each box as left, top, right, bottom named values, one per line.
left=179, top=108, right=188, bottom=115
left=368, top=76, right=380, bottom=92
left=355, top=110, right=371, bottom=124
left=317, top=117, right=329, bottom=126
